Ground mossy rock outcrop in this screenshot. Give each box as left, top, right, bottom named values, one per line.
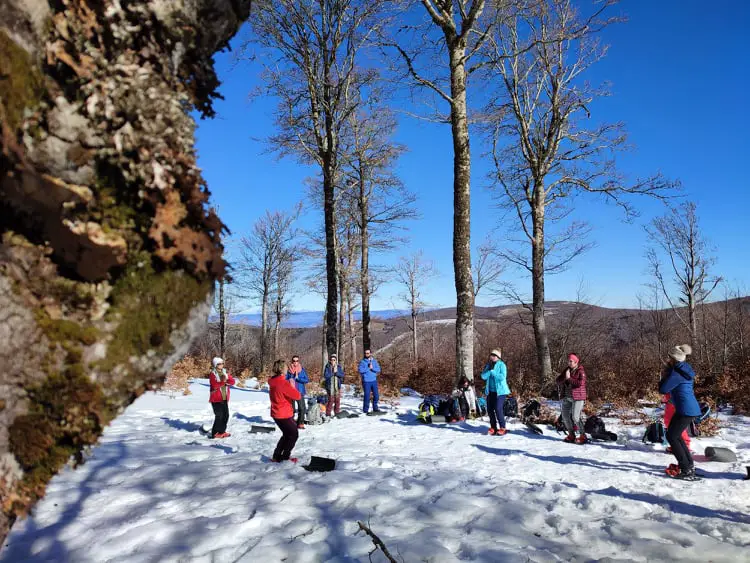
left=0, top=0, right=252, bottom=543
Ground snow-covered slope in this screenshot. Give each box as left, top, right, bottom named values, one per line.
left=2, top=381, right=749, bottom=562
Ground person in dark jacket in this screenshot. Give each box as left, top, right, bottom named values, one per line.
left=556, top=353, right=587, bottom=444
left=270, top=359, right=302, bottom=463
left=323, top=354, right=345, bottom=417
left=454, top=376, right=478, bottom=420
left=286, top=355, right=309, bottom=429
left=208, top=357, right=236, bottom=439
left=659, top=344, right=701, bottom=480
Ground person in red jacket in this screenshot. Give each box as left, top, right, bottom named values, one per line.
left=556, top=353, right=588, bottom=444
left=663, top=391, right=691, bottom=452
left=209, top=357, right=236, bottom=438
left=269, top=359, right=302, bottom=463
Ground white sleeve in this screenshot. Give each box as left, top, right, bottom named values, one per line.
left=467, top=386, right=477, bottom=410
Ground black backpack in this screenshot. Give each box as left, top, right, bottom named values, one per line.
left=522, top=399, right=541, bottom=421
left=643, top=420, right=668, bottom=445
left=584, top=416, right=606, bottom=436
left=504, top=396, right=519, bottom=418
left=554, top=414, right=566, bottom=433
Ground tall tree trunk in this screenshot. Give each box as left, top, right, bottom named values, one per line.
left=347, top=287, right=357, bottom=362
left=338, top=264, right=346, bottom=362
left=531, top=191, right=553, bottom=390
left=323, top=161, right=339, bottom=358
left=273, top=294, right=282, bottom=361
left=449, top=44, right=474, bottom=383
left=260, top=286, right=270, bottom=374
left=360, top=184, right=371, bottom=353
left=412, top=309, right=418, bottom=374
left=218, top=279, right=226, bottom=358
left=321, top=309, right=328, bottom=377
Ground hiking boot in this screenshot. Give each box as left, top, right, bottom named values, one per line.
left=496, top=428, right=508, bottom=436
left=487, top=428, right=497, bottom=435
left=221, top=432, right=231, bottom=438
left=297, top=424, right=305, bottom=429
left=288, top=457, right=298, bottom=464
left=673, top=467, right=700, bottom=481
left=563, top=434, right=576, bottom=443
left=575, top=435, right=588, bottom=445
left=665, top=463, right=680, bottom=477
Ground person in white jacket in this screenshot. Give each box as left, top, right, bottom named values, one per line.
left=454, top=375, right=477, bottom=420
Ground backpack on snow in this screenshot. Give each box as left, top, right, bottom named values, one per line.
left=417, top=395, right=443, bottom=423
left=503, top=396, right=519, bottom=418
left=643, top=420, right=668, bottom=445
left=306, top=397, right=324, bottom=425
left=522, top=399, right=541, bottom=421
left=584, top=416, right=618, bottom=441
left=554, top=414, right=566, bottom=433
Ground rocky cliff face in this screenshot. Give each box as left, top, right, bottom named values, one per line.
left=0, top=0, right=251, bottom=542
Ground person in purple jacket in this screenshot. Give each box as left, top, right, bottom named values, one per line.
left=556, top=353, right=587, bottom=444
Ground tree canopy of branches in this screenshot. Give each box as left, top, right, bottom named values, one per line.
left=341, top=104, right=417, bottom=353
left=486, top=0, right=676, bottom=389
left=395, top=251, right=438, bottom=373
left=646, top=202, right=722, bottom=351
left=248, top=0, right=388, bottom=358
left=238, top=208, right=300, bottom=373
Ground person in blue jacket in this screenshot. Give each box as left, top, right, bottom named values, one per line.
left=358, top=349, right=381, bottom=414
left=286, top=354, right=309, bottom=429
left=480, top=348, right=511, bottom=435
left=659, top=344, right=701, bottom=480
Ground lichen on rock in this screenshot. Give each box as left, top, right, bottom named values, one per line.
left=0, top=0, right=252, bottom=542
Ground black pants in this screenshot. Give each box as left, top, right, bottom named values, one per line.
left=667, top=413, right=695, bottom=471
left=211, top=401, right=229, bottom=437
left=273, top=417, right=299, bottom=461
left=294, top=398, right=307, bottom=425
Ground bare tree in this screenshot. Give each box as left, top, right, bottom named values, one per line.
left=248, top=0, right=389, bottom=359
left=341, top=105, right=417, bottom=353
left=238, top=208, right=299, bottom=374
left=472, top=237, right=506, bottom=300
left=486, top=0, right=675, bottom=389
left=387, top=0, right=499, bottom=382
left=646, top=202, right=722, bottom=350
left=395, top=251, right=438, bottom=373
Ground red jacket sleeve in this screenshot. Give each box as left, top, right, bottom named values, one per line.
left=227, top=374, right=236, bottom=386
left=569, top=367, right=586, bottom=388
left=283, top=382, right=301, bottom=401
left=209, top=371, right=220, bottom=390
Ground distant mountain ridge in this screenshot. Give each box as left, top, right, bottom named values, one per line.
left=224, top=309, right=412, bottom=328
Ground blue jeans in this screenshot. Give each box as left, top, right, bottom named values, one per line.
left=487, top=392, right=506, bottom=430
left=363, top=380, right=379, bottom=413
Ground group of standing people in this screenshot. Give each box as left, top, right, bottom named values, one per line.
left=208, top=349, right=384, bottom=463
left=210, top=341, right=702, bottom=478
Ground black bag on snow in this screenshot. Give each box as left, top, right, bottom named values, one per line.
left=584, top=416, right=606, bottom=436
left=522, top=399, right=541, bottom=421
left=643, top=420, right=668, bottom=445
left=555, top=414, right=566, bottom=433
left=504, top=396, right=519, bottom=418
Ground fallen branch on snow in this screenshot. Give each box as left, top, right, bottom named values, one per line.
left=357, top=520, right=398, bottom=563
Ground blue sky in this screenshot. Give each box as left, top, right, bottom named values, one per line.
left=195, top=1, right=750, bottom=314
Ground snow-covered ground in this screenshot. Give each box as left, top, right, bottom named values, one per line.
left=3, top=381, right=750, bottom=562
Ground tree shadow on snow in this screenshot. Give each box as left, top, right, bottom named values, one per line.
left=233, top=412, right=272, bottom=424
left=584, top=485, right=750, bottom=525
left=160, top=417, right=204, bottom=433
left=1, top=440, right=130, bottom=562
left=474, top=444, right=661, bottom=475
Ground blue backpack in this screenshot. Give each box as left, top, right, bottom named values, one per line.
left=476, top=397, right=488, bottom=416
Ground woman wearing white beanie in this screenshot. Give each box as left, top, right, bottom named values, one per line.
left=659, top=344, right=701, bottom=481
left=208, top=357, right=236, bottom=439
